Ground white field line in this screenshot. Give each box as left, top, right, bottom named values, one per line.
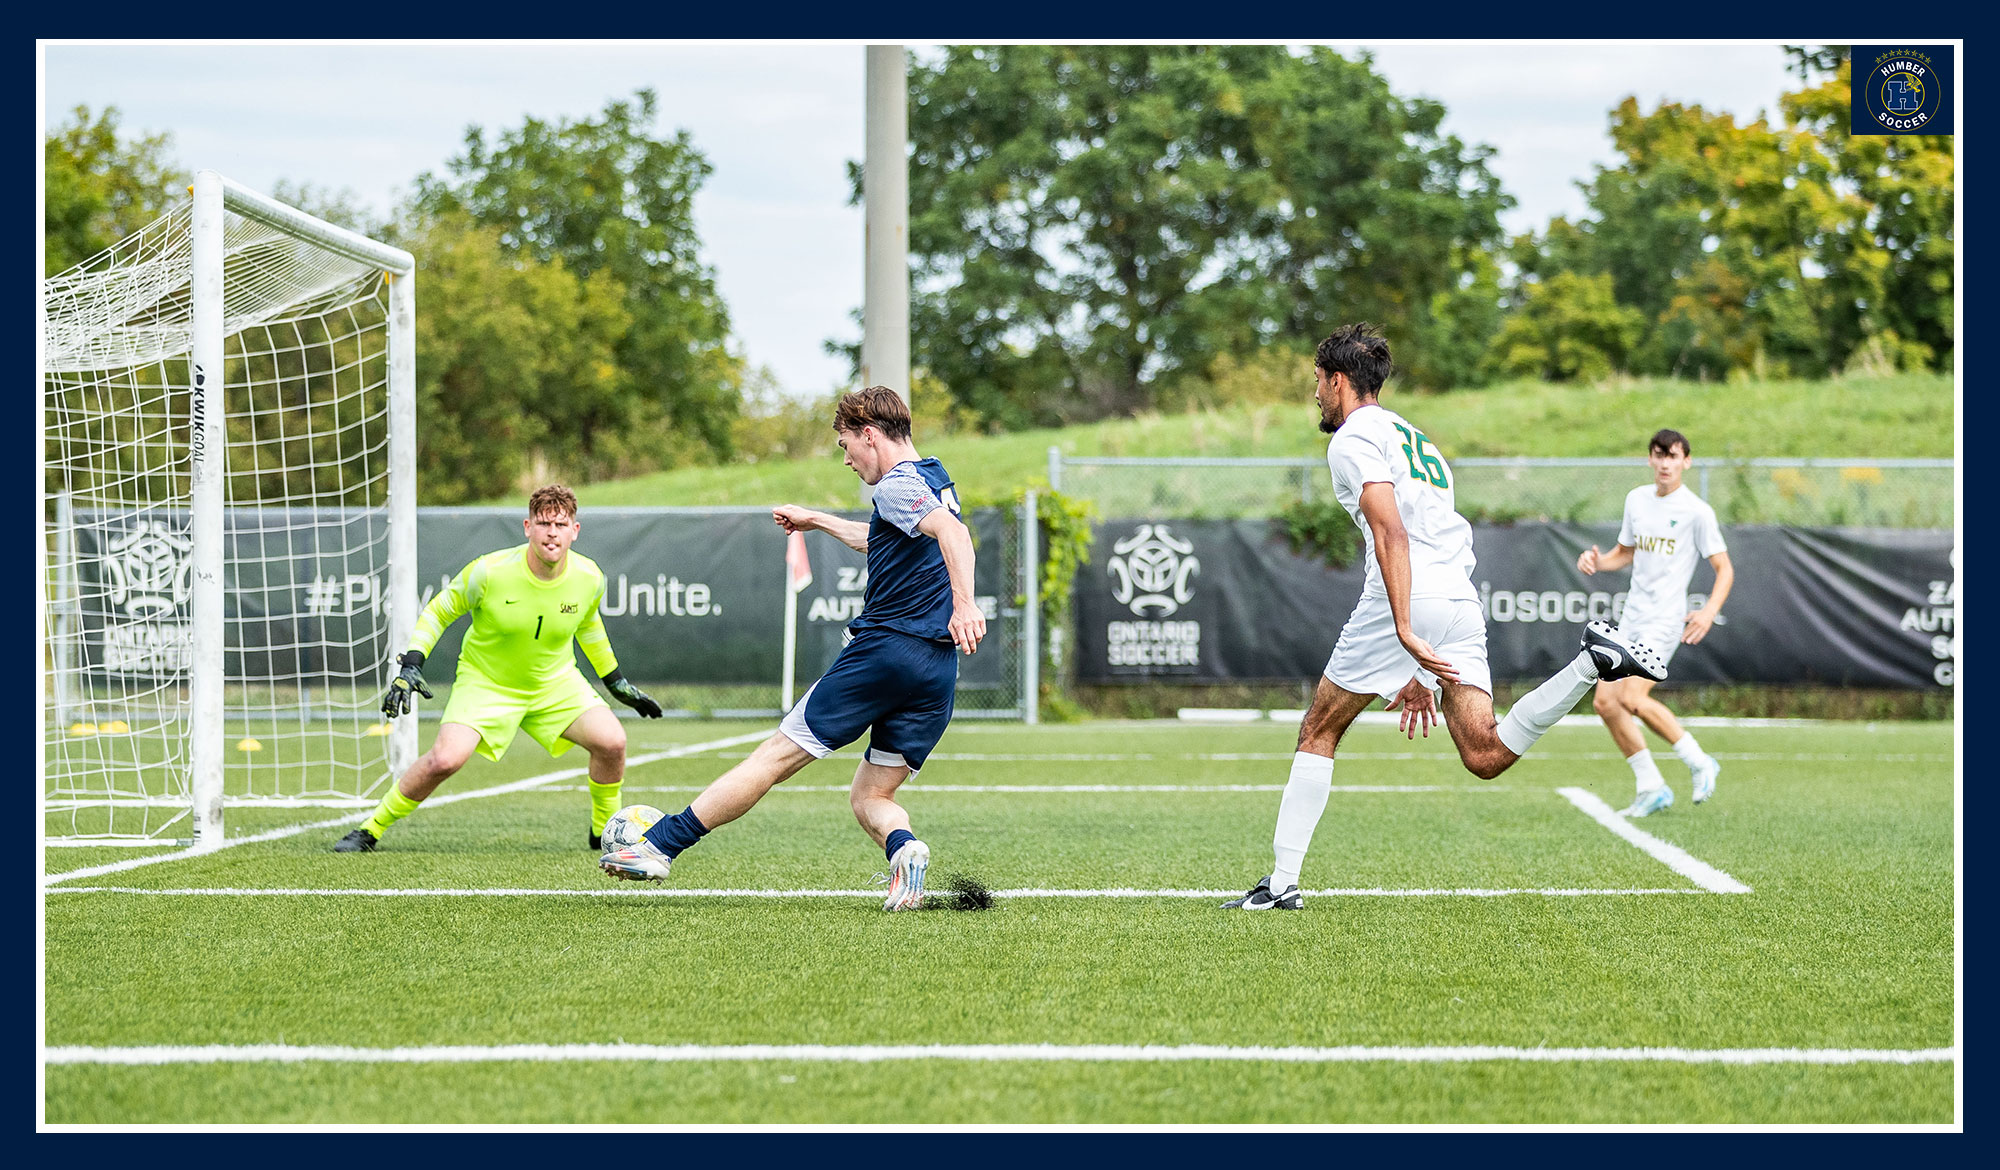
left=44, top=1042, right=1954, bottom=1068
left=1186, top=710, right=1868, bottom=730
left=40, top=731, right=770, bottom=889
left=540, top=783, right=1510, bottom=794
left=685, top=750, right=1947, bottom=763
left=49, top=885, right=1717, bottom=900
left=1558, top=787, right=1753, bottom=894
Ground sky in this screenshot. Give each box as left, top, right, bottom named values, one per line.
left=40, top=41, right=1807, bottom=400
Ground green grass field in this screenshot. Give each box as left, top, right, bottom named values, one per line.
left=43, top=717, right=1956, bottom=1124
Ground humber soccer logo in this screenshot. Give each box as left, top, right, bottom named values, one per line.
left=1107, top=524, right=1200, bottom=616
left=1862, top=49, right=1942, bottom=133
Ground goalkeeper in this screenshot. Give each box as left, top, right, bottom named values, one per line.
left=335, top=484, right=663, bottom=853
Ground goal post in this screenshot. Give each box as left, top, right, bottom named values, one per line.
left=43, top=171, right=417, bottom=847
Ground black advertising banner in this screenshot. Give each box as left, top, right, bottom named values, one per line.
left=1077, top=519, right=1955, bottom=689
left=419, top=508, right=1012, bottom=689
left=72, top=508, right=392, bottom=684
left=70, top=506, right=1017, bottom=691
left=414, top=508, right=786, bottom=685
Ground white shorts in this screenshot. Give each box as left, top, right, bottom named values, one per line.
left=1619, top=613, right=1684, bottom=668
left=1325, top=594, right=1493, bottom=701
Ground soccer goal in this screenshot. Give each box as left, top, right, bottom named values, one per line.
left=43, top=172, right=418, bottom=847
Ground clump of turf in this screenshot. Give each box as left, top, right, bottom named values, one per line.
left=929, top=871, right=996, bottom=911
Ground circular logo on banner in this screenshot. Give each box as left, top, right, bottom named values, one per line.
left=1862, top=49, right=1942, bottom=132
left=1107, top=524, right=1200, bottom=616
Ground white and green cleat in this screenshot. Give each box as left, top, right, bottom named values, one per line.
left=1621, top=785, right=1674, bottom=818
left=1691, top=758, right=1720, bottom=804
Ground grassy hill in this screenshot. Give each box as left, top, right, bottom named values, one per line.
left=492, top=372, right=1954, bottom=510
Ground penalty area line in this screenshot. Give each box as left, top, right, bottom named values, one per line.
left=43, top=1042, right=1954, bottom=1067
left=39, top=731, right=771, bottom=889
left=1558, top=787, right=1752, bottom=894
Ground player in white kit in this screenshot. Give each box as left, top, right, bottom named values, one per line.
left=1225, top=324, right=1669, bottom=910
left=1576, top=429, right=1735, bottom=817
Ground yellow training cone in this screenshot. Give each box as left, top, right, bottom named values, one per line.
left=364, top=723, right=394, bottom=737
left=67, top=723, right=98, bottom=737
left=236, top=737, right=263, bottom=752
left=98, top=719, right=131, bottom=734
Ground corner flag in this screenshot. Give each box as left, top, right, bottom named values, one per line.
left=787, top=530, right=813, bottom=594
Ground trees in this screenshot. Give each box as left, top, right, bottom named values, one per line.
left=44, top=105, right=186, bottom=275
left=402, top=211, right=635, bottom=503
left=880, top=46, right=1508, bottom=425
left=1781, top=49, right=1953, bottom=370
left=1505, top=49, right=1953, bottom=382
left=412, top=89, right=744, bottom=459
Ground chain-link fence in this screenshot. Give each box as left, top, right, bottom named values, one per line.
left=1050, top=453, right=1954, bottom=528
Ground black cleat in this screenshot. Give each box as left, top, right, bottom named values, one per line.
left=1221, top=875, right=1303, bottom=910
left=1582, top=619, right=1668, bottom=683
left=588, top=830, right=603, bottom=851
left=333, top=828, right=378, bottom=853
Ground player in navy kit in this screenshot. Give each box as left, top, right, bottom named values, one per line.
left=598, top=386, right=985, bottom=910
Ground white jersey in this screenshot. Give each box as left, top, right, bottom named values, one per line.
left=1616, top=484, right=1727, bottom=627
left=1326, top=403, right=1477, bottom=602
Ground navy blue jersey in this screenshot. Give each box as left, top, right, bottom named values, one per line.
left=848, top=458, right=961, bottom=643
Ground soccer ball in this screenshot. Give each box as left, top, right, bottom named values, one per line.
left=601, top=804, right=666, bottom=850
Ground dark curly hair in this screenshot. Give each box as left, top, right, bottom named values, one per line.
left=1314, top=323, right=1395, bottom=397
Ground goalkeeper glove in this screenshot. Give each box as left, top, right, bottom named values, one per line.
left=603, top=669, right=663, bottom=719
left=381, top=650, right=433, bottom=718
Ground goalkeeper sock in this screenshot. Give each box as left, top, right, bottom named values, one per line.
left=1270, top=752, right=1334, bottom=893
left=589, top=780, right=623, bottom=836
left=1497, top=652, right=1597, bottom=756
left=360, top=788, right=422, bottom=839
left=643, top=807, right=709, bottom=859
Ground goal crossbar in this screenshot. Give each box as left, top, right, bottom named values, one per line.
left=218, top=176, right=413, bottom=275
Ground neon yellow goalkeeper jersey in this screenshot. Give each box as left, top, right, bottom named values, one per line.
left=408, top=545, right=618, bottom=692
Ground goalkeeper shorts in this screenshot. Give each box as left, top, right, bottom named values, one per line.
left=440, top=667, right=607, bottom=761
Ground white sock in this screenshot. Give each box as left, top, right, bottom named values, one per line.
left=1671, top=734, right=1711, bottom=769
left=1271, top=752, right=1334, bottom=892
left=1628, top=750, right=1666, bottom=793
left=1497, top=651, right=1598, bottom=756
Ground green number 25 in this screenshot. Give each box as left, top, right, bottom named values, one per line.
left=1393, top=424, right=1449, bottom=489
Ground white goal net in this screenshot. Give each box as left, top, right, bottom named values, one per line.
left=42, top=172, right=417, bottom=846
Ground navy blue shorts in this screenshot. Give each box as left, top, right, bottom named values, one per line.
left=778, top=627, right=958, bottom=772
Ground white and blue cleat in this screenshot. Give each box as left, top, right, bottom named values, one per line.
left=599, top=836, right=674, bottom=882
left=1691, top=757, right=1720, bottom=804
left=1620, top=785, right=1675, bottom=818
left=881, top=838, right=930, bottom=911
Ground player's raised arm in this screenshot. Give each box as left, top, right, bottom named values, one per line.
left=383, top=556, right=489, bottom=717
left=1359, top=480, right=1459, bottom=685
left=774, top=504, right=869, bottom=552
left=1579, top=543, right=1635, bottom=574
left=917, top=506, right=985, bottom=655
